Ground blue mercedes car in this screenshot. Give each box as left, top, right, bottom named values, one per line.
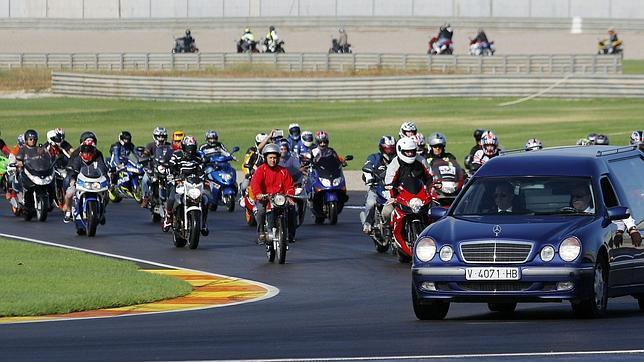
left=412, top=145, right=643, bottom=319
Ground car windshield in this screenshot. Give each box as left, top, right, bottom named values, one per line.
left=451, top=176, right=596, bottom=216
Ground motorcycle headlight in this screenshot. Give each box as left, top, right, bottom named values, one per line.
left=43, top=175, right=54, bottom=184
left=91, top=182, right=101, bottom=190
left=559, top=237, right=581, bottom=262
left=540, top=245, right=555, bottom=262
left=416, top=237, right=436, bottom=262
left=273, top=194, right=287, bottom=206
left=295, top=187, right=303, bottom=195
left=409, top=197, right=423, bottom=213
left=320, top=178, right=331, bottom=187
left=187, top=187, right=202, bottom=200
left=333, top=177, right=343, bottom=187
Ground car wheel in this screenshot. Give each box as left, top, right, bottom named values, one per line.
left=488, top=302, right=517, bottom=313
left=572, top=257, right=608, bottom=318
left=412, top=284, right=449, bottom=320
left=632, top=294, right=644, bottom=311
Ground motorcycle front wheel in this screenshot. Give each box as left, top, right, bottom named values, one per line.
left=328, top=201, right=338, bottom=225
left=276, top=216, right=287, bottom=264
left=225, top=197, right=235, bottom=212
left=36, top=193, right=48, bottom=222
left=187, top=210, right=201, bottom=249
left=86, top=200, right=99, bottom=237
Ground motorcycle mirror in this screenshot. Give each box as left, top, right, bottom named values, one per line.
left=345, top=155, right=354, bottom=161
left=429, top=207, right=447, bottom=220
left=232, top=146, right=240, bottom=153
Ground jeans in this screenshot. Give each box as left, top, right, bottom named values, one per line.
left=256, top=201, right=296, bottom=240
left=359, top=188, right=378, bottom=226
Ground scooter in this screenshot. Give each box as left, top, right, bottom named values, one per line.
left=307, top=155, right=353, bottom=225
left=204, top=146, right=239, bottom=212
left=73, top=165, right=109, bottom=236
left=391, top=178, right=434, bottom=263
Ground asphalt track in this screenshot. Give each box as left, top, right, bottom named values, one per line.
left=1, top=192, right=644, bottom=361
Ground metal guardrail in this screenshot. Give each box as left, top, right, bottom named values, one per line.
left=1, top=53, right=622, bottom=75
left=51, top=72, right=644, bottom=101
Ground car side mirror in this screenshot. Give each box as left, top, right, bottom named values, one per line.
left=232, top=146, right=240, bottom=153
left=430, top=207, right=447, bottom=220
left=607, top=206, right=630, bottom=221
left=345, top=155, right=354, bottom=161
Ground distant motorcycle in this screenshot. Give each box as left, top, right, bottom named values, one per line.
left=597, top=38, right=623, bottom=55
left=203, top=146, right=239, bottom=212
left=19, top=155, right=55, bottom=222
left=469, top=39, right=495, bottom=56
left=429, top=158, right=465, bottom=207
left=307, top=155, right=353, bottom=225
left=172, top=37, right=199, bottom=53
left=169, top=174, right=206, bottom=249
left=262, top=38, right=286, bottom=53
left=329, top=38, right=352, bottom=54
left=428, top=37, right=454, bottom=55
left=258, top=193, right=294, bottom=264
left=391, top=178, right=434, bottom=263
left=72, top=165, right=109, bottom=236
left=236, top=39, right=259, bottom=53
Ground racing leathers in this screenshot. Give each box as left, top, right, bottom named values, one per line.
left=108, top=141, right=137, bottom=184
left=383, top=155, right=432, bottom=222
left=250, top=162, right=296, bottom=241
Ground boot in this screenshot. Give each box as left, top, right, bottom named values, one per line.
left=162, top=208, right=173, bottom=232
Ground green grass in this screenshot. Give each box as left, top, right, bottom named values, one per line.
left=623, top=60, right=644, bottom=74
left=0, top=239, right=192, bottom=317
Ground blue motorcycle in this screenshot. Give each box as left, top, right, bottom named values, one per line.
left=73, top=165, right=109, bottom=236
left=359, top=166, right=393, bottom=253
left=203, top=146, right=239, bottom=212
left=306, top=154, right=353, bottom=225
left=108, top=151, right=144, bottom=204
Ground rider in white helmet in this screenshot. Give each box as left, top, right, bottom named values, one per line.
left=399, top=121, right=418, bottom=139
left=631, top=130, right=644, bottom=151
left=471, top=130, right=500, bottom=173
left=524, top=138, right=544, bottom=152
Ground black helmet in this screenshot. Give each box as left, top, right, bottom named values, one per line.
left=80, top=131, right=97, bottom=145
left=186, top=29, right=191, bottom=36
left=119, top=131, right=132, bottom=143
left=269, top=25, right=275, bottom=31
left=473, top=129, right=484, bottom=142
left=24, top=129, right=38, bottom=142
left=181, top=135, right=198, bottom=157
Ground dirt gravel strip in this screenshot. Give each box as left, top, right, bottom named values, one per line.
left=0, top=233, right=279, bottom=325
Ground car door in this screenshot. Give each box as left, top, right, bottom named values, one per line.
left=601, top=176, right=631, bottom=287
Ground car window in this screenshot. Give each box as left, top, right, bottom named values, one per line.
left=607, top=156, right=644, bottom=222
left=452, top=176, right=595, bottom=216
left=600, top=176, right=619, bottom=208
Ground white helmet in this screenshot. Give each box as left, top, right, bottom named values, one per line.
left=399, top=121, right=417, bottom=139
left=301, top=131, right=314, bottom=148
left=255, top=132, right=268, bottom=146
left=46, top=129, right=61, bottom=145
left=396, top=137, right=417, bottom=164
left=524, top=138, right=543, bottom=151
left=631, top=130, right=643, bottom=145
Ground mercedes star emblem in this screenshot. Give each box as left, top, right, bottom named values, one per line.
left=493, top=225, right=502, bottom=237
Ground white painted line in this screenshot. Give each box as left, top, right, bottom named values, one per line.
left=344, top=205, right=364, bottom=210
left=205, top=349, right=644, bottom=362
left=0, top=233, right=279, bottom=324
left=498, top=74, right=572, bottom=107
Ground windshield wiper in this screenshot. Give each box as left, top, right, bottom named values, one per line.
left=535, top=207, right=592, bottom=216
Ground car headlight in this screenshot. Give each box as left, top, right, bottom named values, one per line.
left=320, top=178, right=331, bottom=187
left=333, top=177, right=343, bottom=187
left=559, top=237, right=581, bottom=262
left=540, top=245, right=555, bottom=262
left=273, top=194, right=286, bottom=206
left=409, top=197, right=423, bottom=213
left=415, top=237, right=436, bottom=262
left=439, top=245, right=453, bottom=262
left=187, top=187, right=202, bottom=200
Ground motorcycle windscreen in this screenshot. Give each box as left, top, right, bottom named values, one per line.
left=80, top=164, right=105, bottom=178
left=314, top=156, right=343, bottom=180
left=25, top=154, right=53, bottom=176
left=397, top=177, right=425, bottom=195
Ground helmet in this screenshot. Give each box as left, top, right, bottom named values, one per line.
left=54, top=128, right=65, bottom=141
left=399, top=121, right=417, bottom=138
left=595, top=134, right=609, bottom=145
left=396, top=137, right=417, bottom=164
left=119, top=131, right=132, bottom=144
left=80, top=131, right=97, bottom=145
left=262, top=143, right=280, bottom=157
left=427, top=132, right=447, bottom=148
left=255, top=132, right=268, bottom=146
left=630, top=130, right=643, bottom=145
left=587, top=133, right=597, bottom=144
left=173, top=130, right=185, bottom=143
left=205, top=130, right=219, bottom=145
left=576, top=138, right=591, bottom=146
left=153, top=127, right=168, bottom=142
left=181, top=135, right=197, bottom=156
left=17, top=134, right=25, bottom=147
left=79, top=138, right=96, bottom=162
left=480, top=130, right=498, bottom=156
left=47, top=129, right=62, bottom=145
left=301, top=131, right=314, bottom=148
left=339, top=28, right=345, bottom=33
left=186, top=29, right=191, bottom=36
left=24, top=129, right=38, bottom=142
left=608, top=27, right=616, bottom=34
left=244, top=28, right=250, bottom=33
left=269, top=25, right=275, bottom=31
left=379, top=135, right=396, bottom=156
left=315, top=130, right=329, bottom=145
left=413, top=132, right=426, bottom=153
left=473, top=129, right=485, bottom=142
left=288, top=123, right=301, bottom=138
left=524, top=138, right=543, bottom=151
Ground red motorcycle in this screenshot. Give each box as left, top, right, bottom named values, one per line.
left=428, top=37, right=454, bottom=55
left=391, top=178, right=435, bottom=263
left=429, top=158, right=465, bottom=207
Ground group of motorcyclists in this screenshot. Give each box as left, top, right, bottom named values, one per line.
left=236, top=26, right=285, bottom=54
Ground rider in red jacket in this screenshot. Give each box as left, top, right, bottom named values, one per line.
left=250, top=143, right=296, bottom=243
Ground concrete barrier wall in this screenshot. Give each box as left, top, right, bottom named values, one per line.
left=3, top=0, right=644, bottom=19
left=51, top=72, right=644, bottom=101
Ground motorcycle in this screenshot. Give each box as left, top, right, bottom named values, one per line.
left=169, top=174, right=206, bottom=249
left=0, top=154, right=8, bottom=193
left=142, top=145, right=173, bottom=223
left=391, top=178, right=434, bottom=263
left=428, top=37, right=454, bottom=55
left=360, top=166, right=394, bottom=253
left=108, top=152, right=144, bottom=203
left=172, top=37, right=199, bottom=53
left=469, top=39, right=495, bottom=56
left=307, top=155, right=353, bottom=225
left=236, top=39, right=259, bottom=53
left=51, top=155, right=68, bottom=209
left=72, top=164, right=109, bottom=236
left=204, top=146, right=239, bottom=212
left=240, top=187, right=257, bottom=227
left=19, top=154, right=55, bottom=222
left=597, top=38, right=623, bottom=55
left=329, top=38, right=352, bottom=54
left=429, top=158, right=465, bottom=207
left=262, top=38, right=286, bottom=53
left=259, top=193, right=294, bottom=264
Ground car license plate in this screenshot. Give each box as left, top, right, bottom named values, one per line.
left=465, top=267, right=520, bottom=281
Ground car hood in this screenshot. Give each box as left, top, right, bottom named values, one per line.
left=425, top=215, right=595, bottom=244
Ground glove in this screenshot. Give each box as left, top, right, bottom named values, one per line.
left=630, top=228, right=642, bottom=248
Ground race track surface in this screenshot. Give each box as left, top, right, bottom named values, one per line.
left=1, top=193, right=643, bottom=361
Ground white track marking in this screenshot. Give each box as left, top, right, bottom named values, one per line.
left=0, top=232, right=279, bottom=324
left=498, top=74, right=572, bottom=107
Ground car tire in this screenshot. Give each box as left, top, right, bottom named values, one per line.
left=412, top=284, right=449, bottom=320
left=488, top=302, right=517, bottom=313
left=571, top=257, right=608, bottom=318
left=632, top=295, right=644, bottom=311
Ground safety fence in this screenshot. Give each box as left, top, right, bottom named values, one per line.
left=1, top=53, right=622, bottom=75
left=51, top=72, right=644, bottom=101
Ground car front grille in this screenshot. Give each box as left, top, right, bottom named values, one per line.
left=460, top=241, right=532, bottom=263
left=457, top=282, right=533, bottom=292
